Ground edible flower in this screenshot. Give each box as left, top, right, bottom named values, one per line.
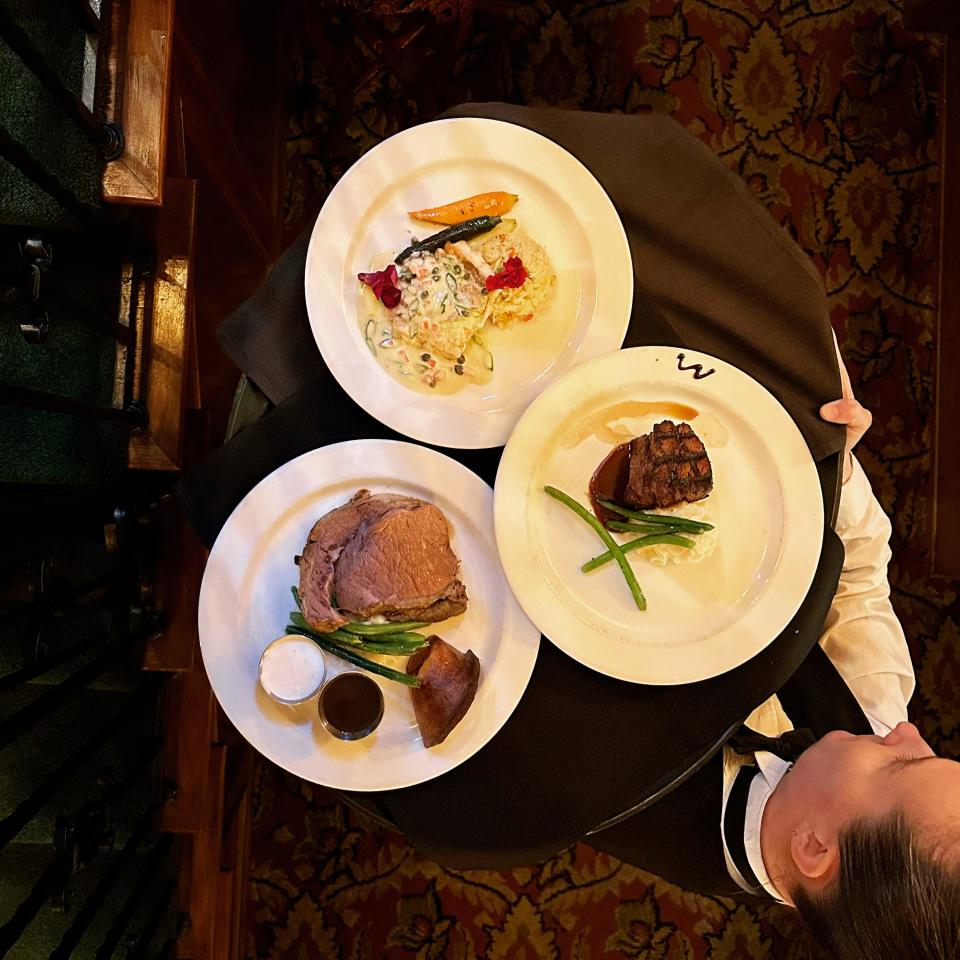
left=485, top=256, right=528, bottom=292
left=358, top=264, right=401, bottom=308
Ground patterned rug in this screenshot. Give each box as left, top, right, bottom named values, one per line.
left=248, top=2, right=953, bottom=957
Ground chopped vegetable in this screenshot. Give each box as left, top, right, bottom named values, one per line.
left=358, top=264, right=402, bottom=308
left=598, top=499, right=714, bottom=533
left=395, top=216, right=502, bottom=264
left=408, top=191, right=518, bottom=225
left=544, top=485, right=646, bottom=611
left=582, top=533, right=696, bottom=573
left=485, top=256, right=528, bottom=291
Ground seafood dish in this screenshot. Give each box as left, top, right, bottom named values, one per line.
left=358, top=190, right=557, bottom=393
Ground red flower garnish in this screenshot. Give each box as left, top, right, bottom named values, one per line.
left=358, top=264, right=401, bottom=308
left=485, top=256, right=528, bottom=292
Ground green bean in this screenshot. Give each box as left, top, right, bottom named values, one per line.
left=582, top=532, right=696, bottom=573
left=290, top=613, right=427, bottom=649
left=606, top=520, right=684, bottom=536
left=283, top=626, right=420, bottom=687
left=598, top=499, right=714, bottom=533
left=340, top=620, right=430, bottom=636
left=289, top=619, right=425, bottom=649
left=357, top=632, right=429, bottom=646
left=544, top=485, right=646, bottom=610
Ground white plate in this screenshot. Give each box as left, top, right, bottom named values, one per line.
left=305, top=117, right=632, bottom=449
left=494, top=346, right=824, bottom=685
left=198, top=440, right=540, bottom=790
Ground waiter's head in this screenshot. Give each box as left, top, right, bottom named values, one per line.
left=764, top=721, right=960, bottom=958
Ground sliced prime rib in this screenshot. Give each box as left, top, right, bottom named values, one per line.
left=406, top=636, right=481, bottom=747
left=296, top=489, right=468, bottom=632
left=623, top=420, right=713, bottom=510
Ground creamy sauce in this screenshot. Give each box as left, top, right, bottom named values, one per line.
left=360, top=286, right=494, bottom=396
left=564, top=401, right=700, bottom=448
left=259, top=635, right=326, bottom=703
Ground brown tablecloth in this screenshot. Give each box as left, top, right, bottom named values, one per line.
left=182, top=104, right=845, bottom=867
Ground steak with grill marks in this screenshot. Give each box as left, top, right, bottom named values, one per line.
left=296, top=489, right=468, bottom=632
left=623, top=420, right=713, bottom=510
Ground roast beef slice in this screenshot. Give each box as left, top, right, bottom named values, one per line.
left=334, top=502, right=467, bottom=620
left=298, top=490, right=467, bottom=632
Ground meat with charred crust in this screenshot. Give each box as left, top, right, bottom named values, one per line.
left=623, top=420, right=713, bottom=510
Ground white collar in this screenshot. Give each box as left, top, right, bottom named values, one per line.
left=744, top=750, right=792, bottom=904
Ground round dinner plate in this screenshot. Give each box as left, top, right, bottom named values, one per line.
left=198, top=440, right=540, bottom=790
left=494, top=346, right=824, bottom=685
left=305, top=117, right=632, bottom=449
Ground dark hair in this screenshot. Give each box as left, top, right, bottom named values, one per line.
left=794, top=810, right=960, bottom=960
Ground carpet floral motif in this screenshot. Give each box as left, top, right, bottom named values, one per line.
left=257, top=1, right=952, bottom=957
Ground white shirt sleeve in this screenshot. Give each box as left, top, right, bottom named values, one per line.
left=818, top=455, right=914, bottom=734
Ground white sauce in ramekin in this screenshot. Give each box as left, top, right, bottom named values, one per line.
left=259, top=635, right=326, bottom=704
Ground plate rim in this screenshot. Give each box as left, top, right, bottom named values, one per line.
left=304, top=116, right=633, bottom=449
left=493, top=344, right=825, bottom=685
left=198, top=437, right=541, bottom=790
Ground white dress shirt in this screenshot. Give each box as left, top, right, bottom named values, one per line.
left=720, top=454, right=914, bottom=900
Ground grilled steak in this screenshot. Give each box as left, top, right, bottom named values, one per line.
left=623, top=420, right=713, bottom=510
left=406, top=636, right=480, bottom=747
left=296, top=489, right=468, bottom=632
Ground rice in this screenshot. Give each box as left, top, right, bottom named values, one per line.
left=480, top=227, right=556, bottom=328
left=634, top=500, right=719, bottom=566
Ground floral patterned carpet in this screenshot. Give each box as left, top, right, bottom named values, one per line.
left=248, top=2, right=953, bottom=957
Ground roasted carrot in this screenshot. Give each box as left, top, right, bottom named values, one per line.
left=408, top=191, right=518, bottom=225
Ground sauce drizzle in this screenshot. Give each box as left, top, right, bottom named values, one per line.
left=676, top=353, right=716, bottom=380
left=564, top=400, right=700, bottom=447
left=588, top=441, right=632, bottom=523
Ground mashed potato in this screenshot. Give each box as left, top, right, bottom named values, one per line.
left=480, top=227, right=556, bottom=329
left=638, top=500, right=719, bottom=566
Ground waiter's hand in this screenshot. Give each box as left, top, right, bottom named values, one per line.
left=819, top=348, right=871, bottom=483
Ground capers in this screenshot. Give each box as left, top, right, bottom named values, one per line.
left=454, top=364, right=464, bottom=376
left=421, top=353, right=431, bottom=362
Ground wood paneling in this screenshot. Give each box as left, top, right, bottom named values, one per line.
left=138, top=3, right=287, bottom=956
left=103, top=0, right=176, bottom=205
left=128, top=177, right=197, bottom=470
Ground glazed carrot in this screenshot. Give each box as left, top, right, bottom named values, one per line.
left=408, top=191, right=518, bottom=225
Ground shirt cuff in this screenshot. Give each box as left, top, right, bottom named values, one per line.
left=835, top=454, right=872, bottom=533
